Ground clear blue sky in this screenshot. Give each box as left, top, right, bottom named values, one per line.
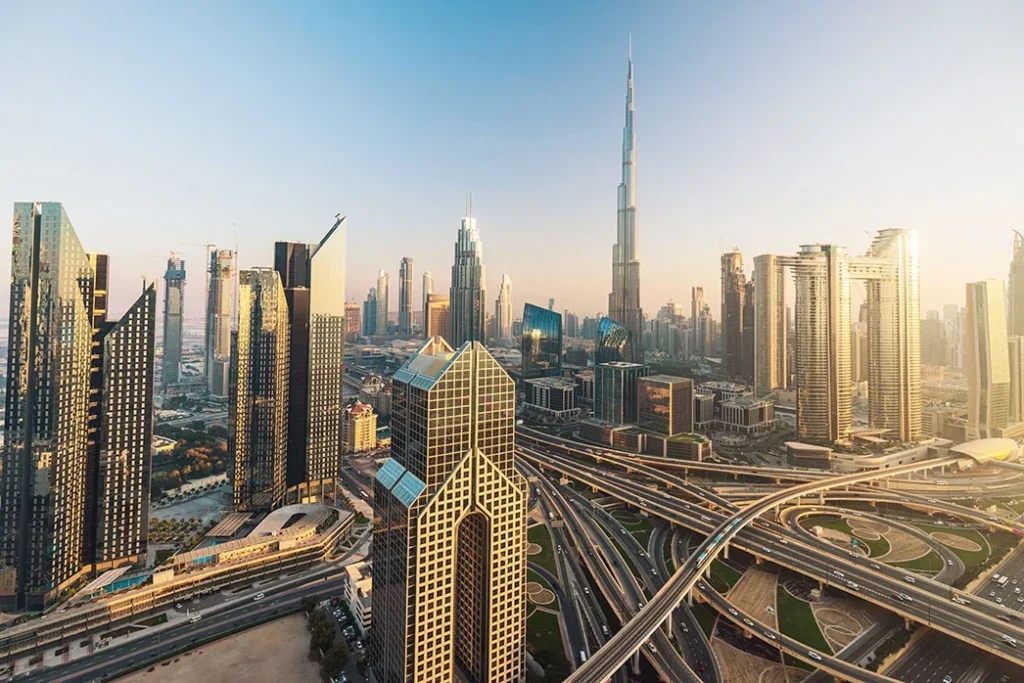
left=2, top=1, right=1021, bottom=320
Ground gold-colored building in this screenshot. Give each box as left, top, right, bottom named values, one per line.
left=424, top=293, right=451, bottom=342
left=342, top=402, right=378, bottom=453
left=371, top=338, right=526, bottom=683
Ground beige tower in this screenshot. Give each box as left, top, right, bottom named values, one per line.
left=371, top=337, right=526, bottom=683
left=753, top=254, right=787, bottom=396
left=966, top=280, right=1010, bottom=438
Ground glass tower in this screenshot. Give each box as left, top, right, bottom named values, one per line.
left=1, top=203, right=95, bottom=610
left=371, top=338, right=526, bottom=683
left=206, top=249, right=236, bottom=397
left=595, top=317, right=634, bottom=365
left=161, top=254, right=186, bottom=386
left=449, top=211, right=487, bottom=348
left=966, top=279, right=1010, bottom=439
left=521, top=303, right=562, bottom=380
left=399, top=257, right=413, bottom=335
left=595, top=361, right=649, bottom=425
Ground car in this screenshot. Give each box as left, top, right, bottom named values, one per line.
left=947, top=560, right=954, bottom=566
left=254, top=593, right=265, bottom=602
left=870, top=563, right=880, bottom=570
left=833, top=570, right=845, bottom=578
left=903, top=575, right=916, bottom=584
left=190, top=614, right=202, bottom=623
left=1015, top=588, right=1021, bottom=595
left=991, top=591, right=998, bottom=597
left=355, top=641, right=364, bottom=652
left=176, top=603, right=183, bottom=609
left=942, top=675, right=953, bottom=683
left=742, top=618, right=754, bottom=627
left=583, top=587, right=590, bottom=595
left=1002, top=635, right=1018, bottom=648
left=997, top=597, right=1004, bottom=604
left=728, top=608, right=738, bottom=616
left=651, top=568, right=658, bottom=576
left=779, top=538, right=789, bottom=545
left=762, top=546, right=772, bottom=554
left=808, top=651, right=822, bottom=661
left=602, top=625, right=610, bottom=636
left=763, top=630, right=777, bottom=641
left=647, top=643, right=656, bottom=654
left=697, top=582, right=707, bottom=590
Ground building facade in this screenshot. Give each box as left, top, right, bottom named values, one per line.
left=342, top=402, right=378, bottom=453
left=595, top=316, right=634, bottom=365
left=637, top=375, right=693, bottom=435
left=363, top=287, right=377, bottom=337
left=495, top=273, right=513, bottom=341
left=231, top=269, right=290, bottom=512
left=524, top=377, right=579, bottom=420
left=424, top=293, right=451, bottom=343
left=162, top=254, right=186, bottom=386
left=449, top=214, right=487, bottom=347
left=376, top=270, right=390, bottom=336
left=399, top=257, right=413, bottom=335
left=595, top=361, right=649, bottom=425
left=1010, top=336, right=1024, bottom=426
left=371, top=338, right=526, bottom=683
left=966, top=280, right=1010, bottom=439
left=206, top=249, right=235, bottom=397
left=422, top=271, right=434, bottom=336
left=521, top=303, right=562, bottom=380
left=1011, top=231, right=1024, bottom=337
left=345, top=301, right=362, bottom=341
left=721, top=249, right=747, bottom=379
left=753, top=254, right=787, bottom=396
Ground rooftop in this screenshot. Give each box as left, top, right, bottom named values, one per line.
left=949, top=438, right=1019, bottom=463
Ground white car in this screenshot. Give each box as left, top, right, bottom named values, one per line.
left=763, top=630, right=777, bottom=641
left=808, top=651, right=822, bottom=662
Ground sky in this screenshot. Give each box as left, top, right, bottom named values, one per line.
left=1, top=1, right=1021, bottom=322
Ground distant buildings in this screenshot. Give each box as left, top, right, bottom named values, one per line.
left=638, top=375, right=693, bottom=435
left=966, top=279, right=1009, bottom=439
left=424, top=293, right=451, bottom=342
left=206, top=249, right=235, bottom=397
left=521, top=303, right=562, bottom=380
left=342, top=402, right=378, bottom=453
left=363, top=287, right=377, bottom=337
left=753, top=254, right=787, bottom=396
left=564, top=310, right=579, bottom=338
left=371, top=338, right=525, bottom=682
left=596, top=316, right=634, bottom=365
left=524, top=376, right=579, bottom=420
left=691, top=286, right=706, bottom=356
left=720, top=249, right=748, bottom=381
left=496, top=273, right=513, bottom=341
left=345, top=301, right=361, bottom=341
left=398, top=257, right=413, bottom=335
left=449, top=210, right=487, bottom=347
left=162, top=253, right=186, bottom=386
left=359, top=375, right=393, bottom=417
left=376, top=269, right=390, bottom=336
left=1010, top=231, right=1024, bottom=337
left=1010, top=337, right=1024, bottom=425
left=595, top=361, right=649, bottom=425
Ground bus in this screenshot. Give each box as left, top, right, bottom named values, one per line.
left=999, top=576, right=1010, bottom=587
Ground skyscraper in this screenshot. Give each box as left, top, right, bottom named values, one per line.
left=496, top=273, right=513, bottom=341
left=376, top=269, right=390, bottom=336
left=399, top=257, right=413, bottom=335
left=449, top=210, right=487, bottom=347
left=742, top=280, right=755, bottom=383
left=206, top=248, right=235, bottom=397
left=608, top=42, right=644, bottom=362
left=371, top=338, right=525, bottom=683
left=966, top=279, right=1010, bottom=439
left=162, top=253, right=186, bottom=386
left=232, top=268, right=290, bottom=512
left=595, top=361, right=650, bottom=425
left=521, top=303, right=562, bottom=380
left=691, top=286, right=705, bottom=355
left=345, top=301, right=362, bottom=341
left=596, top=316, right=635, bottom=365
left=424, top=293, right=452, bottom=342
left=94, top=284, right=156, bottom=570
left=1009, top=337, right=1024, bottom=426
left=720, top=250, right=746, bottom=379
left=2, top=203, right=95, bottom=610
left=1010, top=231, right=1024, bottom=337
left=638, top=375, right=693, bottom=435
left=422, top=270, right=434, bottom=336
left=363, top=287, right=377, bottom=337
left=84, top=252, right=109, bottom=570
left=753, top=254, right=787, bottom=396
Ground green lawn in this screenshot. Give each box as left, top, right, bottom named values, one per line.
left=776, top=586, right=832, bottom=654
left=912, top=523, right=991, bottom=569
left=799, top=514, right=889, bottom=557
left=692, top=602, right=717, bottom=638
left=709, top=559, right=743, bottom=593
left=528, top=524, right=557, bottom=575
left=527, top=609, right=570, bottom=678
left=890, top=550, right=945, bottom=573
left=527, top=568, right=554, bottom=594
left=136, top=613, right=168, bottom=627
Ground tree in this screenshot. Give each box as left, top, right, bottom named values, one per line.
left=322, top=640, right=350, bottom=678
left=300, top=596, right=318, bottom=613
left=209, top=424, right=229, bottom=439
left=189, top=420, right=205, bottom=432
left=311, top=620, right=335, bottom=653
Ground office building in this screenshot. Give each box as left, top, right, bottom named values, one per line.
left=966, top=280, right=1010, bottom=439
left=162, top=253, right=186, bottom=386
left=495, top=273, right=513, bottom=341
left=345, top=301, right=361, bottom=341
left=371, top=338, right=525, bottom=683
left=607, top=45, right=644, bottom=363
left=399, top=257, right=413, bottom=335
left=638, top=375, right=693, bottom=435
left=1010, top=337, right=1024, bottom=425
left=595, top=361, right=649, bottom=425
left=596, top=316, right=634, bottom=365
left=1, top=203, right=95, bottom=610
left=449, top=209, right=487, bottom=347
left=564, top=310, right=579, bottom=339
left=524, top=377, right=579, bottom=420
left=94, top=285, right=156, bottom=570
left=719, top=395, right=776, bottom=434
left=84, top=252, right=110, bottom=570
left=424, top=293, right=451, bottom=342
left=206, top=249, right=235, bottom=397
left=691, top=287, right=705, bottom=355
left=342, top=402, right=378, bottom=453
left=753, top=254, right=787, bottom=396
left=521, top=303, right=562, bottom=380
left=1011, top=231, right=1024, bottom=337
left=422, top=271, right=434, bottom=336
left=232, top=269, right=290, bottom=512
left=851, top=323, right=869, bottom=383
left=376, top=270, right=390, bottom=335
left=581, top=316, right=600, bottom=341
left=363, top=287, right=377, bottom=337
left=274, top=219, right=347, bottom=503
left=721, top=249, right=746, bottom=379
left=944, top=304, right=965, bottom=369
left=921, top=316, right=947, bottom=366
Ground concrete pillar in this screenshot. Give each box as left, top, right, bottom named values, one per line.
left=723, top=543, right=730, bottom=560
left=631, top=651, right=641, bottom=674
left=687, top=590, right=693, bottom=607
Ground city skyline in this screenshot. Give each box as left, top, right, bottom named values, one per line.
left=3, top=3, right=1021, bottom=323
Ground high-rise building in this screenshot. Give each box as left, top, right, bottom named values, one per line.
left=521, top=303, right=562, bottom=380
left=564, top=310, right=579, bottom=339
left=449, top=208, right=487, bottom=347
left=363, top=287, right=377, bottom=337
left=691, top=286, right=705, bottom=355
left=753, top=254, right=787, bottom=396
left=851, top=323, right=869, bottom=383
left=424, top=293, right=451, bottom=342
left=1010, top=231, right=1024, bottom=337
left=422, top=270, right=434, bottom=336
left=342, top=402, right=378, bottom=454
left=376, top=270, right=390, bottom=336
left=399, top=257, right=413, bottom=335
left=595, top=361, right=649, bottom=425
left=346, top=301, right=362, bottom=341
left=596, top=316, right=634, bottom=365
left=966, top=279, right=1010, bottom=439
left=1, top=203, right=95, bottom=610
left=720, top=250, right=746, bottom=379
left=232, top=268, right=290, bottom=512
left=638, top=375, right=693, bottom=435
left=274, top=219, right=347, bottom=503
left=742, top=280, right=755, bottom=384
left=496, top=273, right=513, bottom=341
left=944, top=304, right=965, bottom=368
left=84, top=252, right=109, bottom=570
left=697, top=304, right=714, bottom=358
left=608, top=43, right=644, bottom=362
left=206, top=248, right=235, bottom=397
left=859, top=228, right=921, bottom=442
left=582, top=316, right=600, bottom=340
left=548, top=298, right=555, bottom=311
left=1009, top=337, right=1024, bottom=426
left=94, top=284, right=156, bottom=570
left=162, top=253, right=186, bottom=386
left=921, top=316, right=947, bottom=366
left=371, top=338, right=525, bottom=683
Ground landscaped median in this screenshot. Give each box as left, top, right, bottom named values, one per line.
left=527, top=524, right=557, bottom=575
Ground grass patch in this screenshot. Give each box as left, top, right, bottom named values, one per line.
left=528, top=524, right=557, bottom=575
left=710, top=559, right=743, bottom=592
left=799, top=513, right=888, bottom=557
left=776, top=585, right=832, bottom=654
left=528, top=568, right=554, bottom=593
left=692, top=602, right=717, bottom=638
left=890, top=550, right=945, bottom=573
left=136, top=613, right=168, bottom=627
left=630, top=518, right=654, bottom=550
left=526, top=609, right=570, bottom=678
left=155, top=548, right=176, bottom=566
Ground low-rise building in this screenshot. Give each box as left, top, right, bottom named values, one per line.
left=693, top=393, right=715, bottom=429
left=345, top=561, right=372, bottom=635
left=342, top=401, right=378, bottom=453
left=717, top=395, right=776, bottom=434
left=358, top=375, right=392, bottom=416
left=524, top=376, right=579, bottom=420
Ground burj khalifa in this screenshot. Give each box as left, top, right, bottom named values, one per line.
left=608, top=39, right=644, bottom=361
